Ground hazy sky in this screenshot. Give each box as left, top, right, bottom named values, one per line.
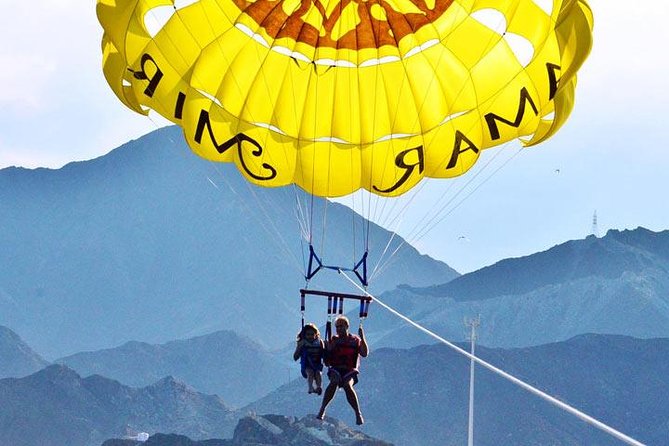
left=1, top=1, right=667, bottom=274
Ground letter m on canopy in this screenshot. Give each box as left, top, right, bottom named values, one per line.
left=484, top=87, right=539, bottom=141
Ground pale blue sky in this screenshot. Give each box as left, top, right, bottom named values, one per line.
left=1, top=1, right=667, bottom=273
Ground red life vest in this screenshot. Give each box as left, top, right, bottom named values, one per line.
left=328, top=334, right=361, bottom=370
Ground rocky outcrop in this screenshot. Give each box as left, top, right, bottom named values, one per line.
left=101, top=414, right=392, bottom=446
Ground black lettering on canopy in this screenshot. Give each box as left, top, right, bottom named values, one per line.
left=484, top=87, right=539, bottom=140
left=373, top=145, right=424, bottom=194
left=127, top=53, right=163, bottom=98
left=194, top=110, right=277, bottom=181
left=447, top=131, right=480, bottom=169
left=174, top=92, right=186, bottom=120
left=546, top=63, right=561, bottom=100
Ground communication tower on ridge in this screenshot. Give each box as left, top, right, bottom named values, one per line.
left=591, top=210, right=599, bottom=238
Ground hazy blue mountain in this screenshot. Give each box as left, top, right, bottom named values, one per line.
left=248, top=334, right=668, bottom=446
left=102, top=414, right=392, bottom=446
left=363, top=227, right=669, bottom=348
left=0, top=365, right=237, bottom=446
left=0, top=126, right=457, bottom=358
left=58, top=330, right=285, bottom=407
left=0, top=325, right=49, bottom=378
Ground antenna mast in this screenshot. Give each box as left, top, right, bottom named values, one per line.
left=465, top=315, right=481, bottom=446
left=591, top=210, right=599, bottom=237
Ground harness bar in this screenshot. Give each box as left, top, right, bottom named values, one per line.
left=300, top=288, right=374, bottom=341
left=305, top=245, right=369, bottom=287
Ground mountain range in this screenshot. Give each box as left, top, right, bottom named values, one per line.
left=0, top=325, right=48, bottom=378
left=0, top=126, right=456, bottom=358
left=57, top=329, right=285, bottom=407
left=364, top=227, right=669, bottom=349
left=102, top=415, right=392, bottom=446
left=249, top=334, right=668, bottom=446
left=2, top=334, right=664, bottom=446
left=0, top=364, right=237, bottom=446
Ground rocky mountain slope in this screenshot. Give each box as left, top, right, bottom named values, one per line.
left=102, top=414, right=392, bottom=446
left=58, top=330, right=284, bottom=407
left=0, top=365, right=237, bottom=446
left=0, top=325, right=49, bottom=378
left=365, top=227, right=669, bottom=349
left=249, top=334, right=668, bottom=446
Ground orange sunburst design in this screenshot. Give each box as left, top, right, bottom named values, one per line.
left=232, top=0, right=455, bottom=50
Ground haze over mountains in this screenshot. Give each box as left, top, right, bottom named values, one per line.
left=0, top=364, right=237, bottom=446
left=2, top=126, right=668, bottom=446
left=249, top=334, right=669, bottom=446
left=2, top=333, right=663, bottom=446
left=365, top=227, right=669, bottom=349
left=57, top=330, right=284, bottom=407
left=0, top=325, right=48, bottom=378
left=0, top=126, right=456, bottom=357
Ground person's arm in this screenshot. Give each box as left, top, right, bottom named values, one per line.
left=293, top=339, right=303, bottom=361
left=358, top=327, right=369, bottom=357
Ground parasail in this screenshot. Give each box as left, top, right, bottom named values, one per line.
left=97, top=0, right=593, bottom=198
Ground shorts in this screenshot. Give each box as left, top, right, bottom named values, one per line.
left=327, top=366, right=359, bottom=387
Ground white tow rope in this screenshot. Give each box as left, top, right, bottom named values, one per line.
left=340, top=271, right=646, bottom=446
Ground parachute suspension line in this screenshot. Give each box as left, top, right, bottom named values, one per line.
left=349, top=191, right=358, bottom=272
left=365, top=191, right=372, bottom=254
left=366, top=18, right=510, bottom=281
left=370, top=132, right=520, bottom=282
left=210, top=164, right=304, bottom=274
left=413, top=145, right=523, bottom=245
left=132, top=54, right=305, bottom=278
left=370, top=143, right=519, bottom=282
left=293, top=186, right=311, bottom=277
left=389, top=14, right=558, bottom=255
left=369, top=179, right=439, bottom=281
left=145, top=11, right=310, bottom=278
left=300, top=291, right=306, bottom=330
left=338, top=272, right=645, bottom=446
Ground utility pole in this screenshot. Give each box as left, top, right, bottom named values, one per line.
left=465, top=315, right=481, bottom=446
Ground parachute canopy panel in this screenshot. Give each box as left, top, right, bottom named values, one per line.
left=97, top=0, right=593, bottom=197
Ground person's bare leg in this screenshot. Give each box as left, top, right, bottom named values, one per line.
left=317, top=372, right=339, bottom=419
left=343, top=382, right=364, bottom=425
left=306, top=369, right=315, bottom=393
left=315, top=371, right=322, bottom=394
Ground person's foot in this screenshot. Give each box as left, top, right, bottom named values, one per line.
left=308, top=389, right=314, bottom=394
left=355, top=413, right=364, bottom=425
left=315, top=387, right=322, bottom=395
left=316, top=411, right=325, bottom=420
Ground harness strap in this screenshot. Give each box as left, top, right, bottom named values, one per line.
left=301, top=292, right=306, bottom=329
left=325, top=295, right=333, bottom=341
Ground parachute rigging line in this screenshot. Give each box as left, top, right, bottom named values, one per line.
left=339, top=271, right=646, bottom=446
left=370, top=142, right=521, bottom=282
left=143, top=89, right=305, bottom=274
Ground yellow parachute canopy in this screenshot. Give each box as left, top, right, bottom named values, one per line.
left=97, top=0, right=593, bottom=197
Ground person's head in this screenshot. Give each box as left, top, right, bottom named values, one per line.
left=334, top=316, right=350, bottom=336
left=301, top=323, right=320, bottom=341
